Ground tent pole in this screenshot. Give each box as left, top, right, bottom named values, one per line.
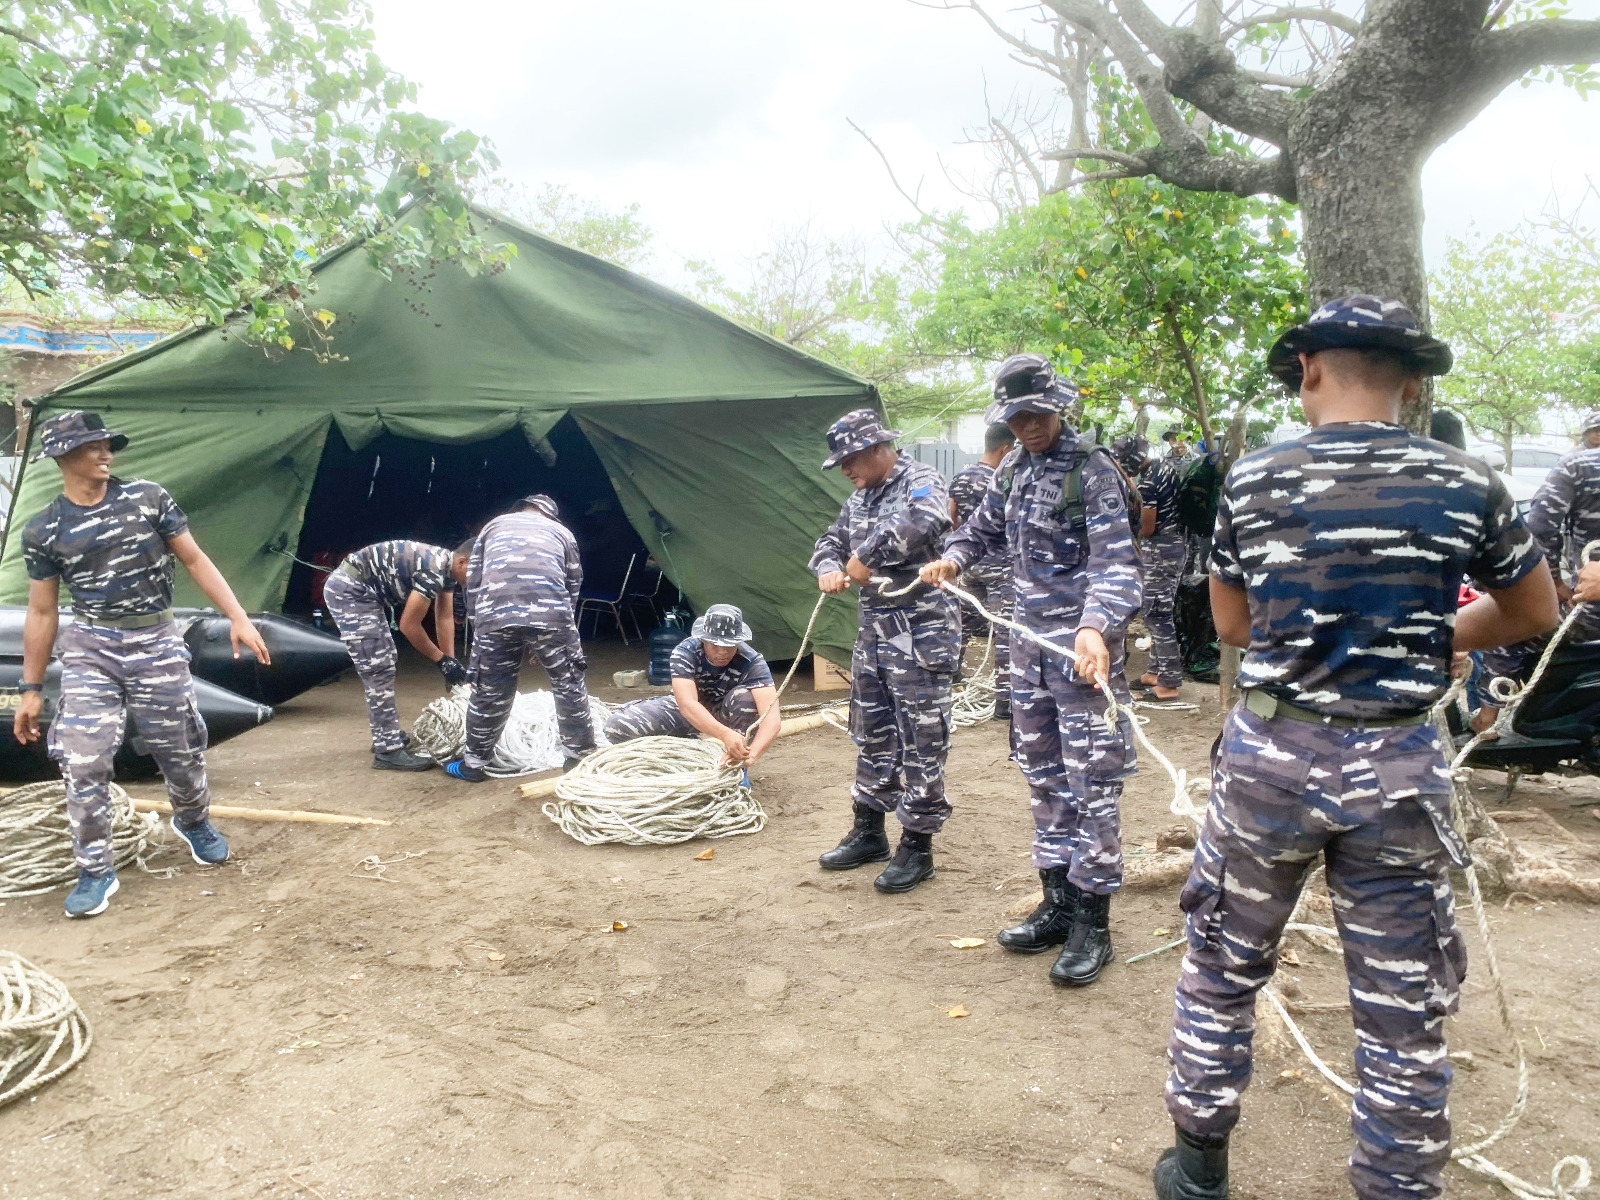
left=0, top=399, right=46, bottom=562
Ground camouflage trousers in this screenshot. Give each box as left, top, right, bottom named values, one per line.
left=1139, top=532, right=1186, bottom=688
left=957, top=560, right=1013, bottom=684
left=1165, top=704, right=1465, bottom=1200
left=603, top=687, right=759, bottom=743
left=849, top=606, right=958, bottom=834
left=1010, top=632, right=1135, bottom=891
left=49, top=621, right=211, bottom=875
left=465, top=621, right=596, bottom=769
left=323, top=570, right=406, bottom=755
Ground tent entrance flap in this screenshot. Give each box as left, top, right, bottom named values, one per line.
left=285, top=415, right=657, bottom=628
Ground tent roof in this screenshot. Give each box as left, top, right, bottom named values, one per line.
left=37, top=203, right=877, bottom=416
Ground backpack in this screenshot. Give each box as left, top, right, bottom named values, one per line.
left=997, top=441, right=1141, bottom=551
left=1176, top=454, right=1223, bottom=540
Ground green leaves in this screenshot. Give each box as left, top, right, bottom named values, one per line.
left=0, top=0, right=504, bottom=348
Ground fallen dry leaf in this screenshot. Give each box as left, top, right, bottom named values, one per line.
left=947, top=1004, right=970, bottom=1018
left=1280, top=948, right=1302, bottom=966
left=1152, top=927, right=1171, bottom=937
left=611, top=921, right=629, bottom=932
left=948, top=937, right=986, bottom=949
left=694, top=848, right=715, bottom=861
left=486, top=951, right=506, bottom=962
left=347, top=973, right=364, bottom=981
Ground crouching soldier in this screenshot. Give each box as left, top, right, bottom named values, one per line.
left=604, top=604, right=781, bottom=766
left=1154, top=297, right=1558, bottom=1200
left=323, top=539, right=467, bottom=770
left=924, top=354, right=1141, bottom=987
left=16, top=411, right=272, bottom=918
left=445, top=494, right=597, bottom=781
left=811, top=409, right=959, bottom=894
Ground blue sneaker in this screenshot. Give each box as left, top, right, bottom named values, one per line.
left=445, top=759, right=487, bottom=782
left=172, top=817, right=229, bottom=865
left=65, top=870, right=119, bottom=918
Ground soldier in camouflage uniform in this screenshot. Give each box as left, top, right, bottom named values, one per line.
left=444, top=494, right=597, bottom=782
left=604, top=604, right=782, bottom=765
left=15, top=411, right=272, bottom=919
left=926, top=354, right=1141, bottom=987
left=1153, top=297, right=1558, bottom=1200
left=1113, top=436, right=1186, bottom=700
left=948, top=423, right=1017, bottom=720
left=811, top=409, right=960, bottom=894
left=324, top=539, right=468, bottom=770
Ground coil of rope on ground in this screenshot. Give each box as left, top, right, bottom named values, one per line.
left=0, top=951, right=92, bottom=1108
left=951, top=627, right=997, bottom=728
left=541, top=591, right=837, bottom=846
left=937, top=574, right=1593, bottom=1200
left=410, top=687, right=614, bottom=777
left=1, top=781, right=171, bottom=898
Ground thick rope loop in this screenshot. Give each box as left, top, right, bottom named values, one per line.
left=0, top=951, right=92, bottom=1108
left=1, top=781, right=171, bottom=897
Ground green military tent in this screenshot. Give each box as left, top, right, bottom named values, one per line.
left=0, top=205, right=876, bottom=665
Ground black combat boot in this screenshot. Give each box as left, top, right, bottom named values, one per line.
left=997, top=868, right=1078, bottom=953
left=873, top=829, right=935, bottom=893
left=818, top=803, right=891, bottom=870
left=1152, top=1125, right=1229, bottom=1199
left=1049, top=889, right=1114, bottom=986
left=992, top=696, right=1011, bottom=722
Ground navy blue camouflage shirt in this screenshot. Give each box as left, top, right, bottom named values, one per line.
left=467, top=511, right=583, bottom=632
left=810, top=452, right=957, bottom=622
left=1213, top=422, right=1541, bottom=718
left=670, top=637, right=775, bottom=705
left=943, top=431, right=1143, bottom=637
left=341, top=540, right=455, bottom=609
left=1526, top=446, right=1600, bottom=580
left=22, top=477, right=187, bottom=620
left=948, top=462, right=993, bottom=527
left=1139, top=458, right=1184, bottom=538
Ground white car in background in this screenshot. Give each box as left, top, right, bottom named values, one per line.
left=1471, top=444, right=1566, bottom=513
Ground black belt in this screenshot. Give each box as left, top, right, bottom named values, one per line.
left=77, top=609, right=174, bottom=630
left=1245, top=689, right=1427, bottom=729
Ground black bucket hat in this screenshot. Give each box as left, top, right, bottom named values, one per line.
left=1267, top=295, right=1452, bottom=390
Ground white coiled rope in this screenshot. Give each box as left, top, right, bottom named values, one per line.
left=410, top=688, right=614, bottom=777
left=938, top=574, right=1592, bottom=1200
left=1, top=781, right=171, bottom=897
left=952, top=627, right=998, bottom=728
left=0, top=951, right=92, bottom=1108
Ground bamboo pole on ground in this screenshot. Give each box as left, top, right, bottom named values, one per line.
left=130, top=798, right=390, bottom=826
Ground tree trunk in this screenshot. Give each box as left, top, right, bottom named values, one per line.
left=1291, top=143, right=1431, bottom=433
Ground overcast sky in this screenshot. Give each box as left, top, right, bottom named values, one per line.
left=369, top=0, right=1600, bottom=286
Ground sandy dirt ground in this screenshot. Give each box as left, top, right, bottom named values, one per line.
left=3, top=640, right=1598, bottom=1200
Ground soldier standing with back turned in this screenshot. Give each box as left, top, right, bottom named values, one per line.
left=924, top=354, right=1142, bottom=988
left=811, top=409, right=960, bottom=894
left=1113, top=435, right=1186, bottom=700
left=1153, top=297, right=1558, bottom=1200
left=948, top=422, right=1018, bottom=722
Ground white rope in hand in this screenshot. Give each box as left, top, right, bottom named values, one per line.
left=935, top=566, right=1594, bottom=1200
left=1, top=781, right=172, bottom=897
left=0, top=951, right=92, bottom=1108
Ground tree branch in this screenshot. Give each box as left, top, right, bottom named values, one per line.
left=1225, top=6, right=1360, bottom=37
left=1240, top=68, right=1314, bottom=87
left=1040, top=146, right=1150, bottom=167
left=846, top=118, right=929, bottom=218
left=1477, top=17, right=1600, bottom=75
left=0, top=22, right=84, bottom=61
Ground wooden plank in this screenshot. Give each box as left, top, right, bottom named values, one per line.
left=131, top=799, right=390, bottom=826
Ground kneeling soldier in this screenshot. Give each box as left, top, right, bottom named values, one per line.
left=811, top=409, right=960, bottom=894
left=1155, top=297, right=1558, bottom=1200
left=604, top=604, right=781, bottom=766
left=16, top=411, right=272, bottom=918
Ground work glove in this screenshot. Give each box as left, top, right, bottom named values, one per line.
left=437, top=655, right=468, bottom=688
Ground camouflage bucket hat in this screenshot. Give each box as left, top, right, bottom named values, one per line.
left=517, top=493, right=560, bottom=519
left=1581, top=409, right=1600, bottom=434
left=822, top=409, right=901, bottom=470
left=985, top=353, right=1080, bottom=424
left=691, top=603, right=753, bottom=647
left=1267, top=295, right=1453, bottom=390
left=33, top=410, right=128, bottom=462
left=1111, top=434, right=1150, bottom=473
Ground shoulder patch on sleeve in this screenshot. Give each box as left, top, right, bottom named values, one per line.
left=910, top=486, right=933, bottom=499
